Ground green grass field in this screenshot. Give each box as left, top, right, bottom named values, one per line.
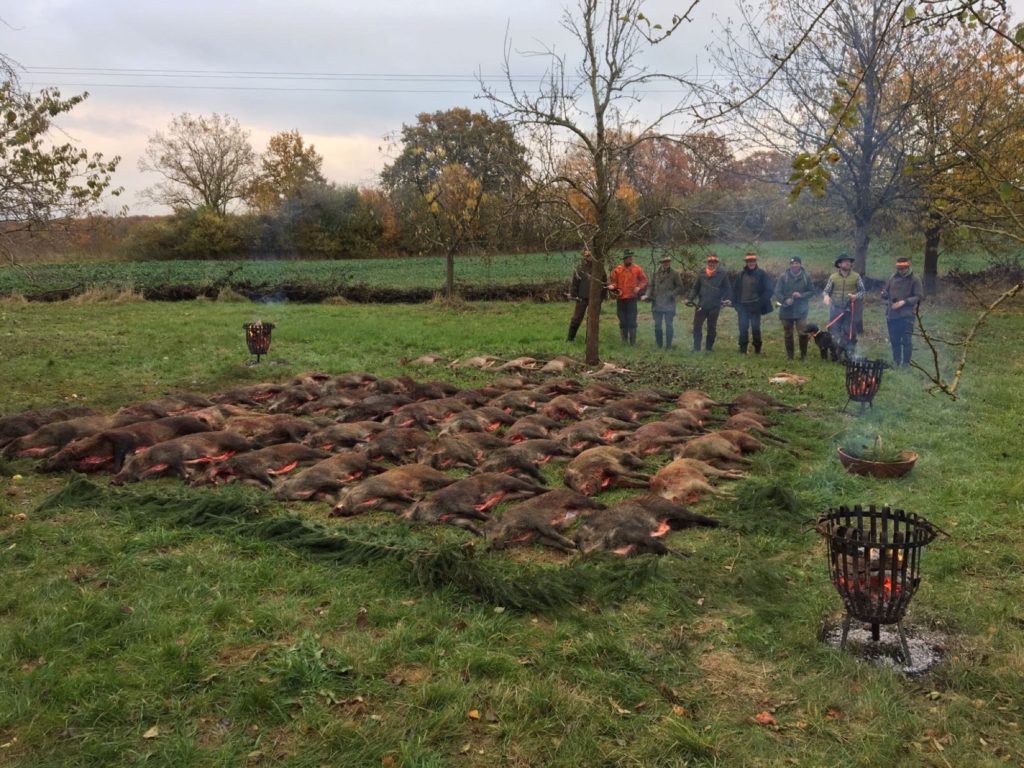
left=1, top=291, right=1023, bottom=766
left=2, top=239, right=1015, bottom=299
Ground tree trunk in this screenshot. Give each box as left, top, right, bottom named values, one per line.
left=853, top=217, right=871, bottom=277
left=923, top=214, right=941, bottom=295
left=584, top=256, right=606, bottom=366
left=445, top=251, right=455, bottom=297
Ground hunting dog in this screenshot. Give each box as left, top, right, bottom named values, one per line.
left=805, top=323, right=848, bottom=362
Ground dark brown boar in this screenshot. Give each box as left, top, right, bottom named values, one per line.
left=660, top=408, right=706, bottom=433
left=538, top=395, right=586, bottom=421
left=404, top=472, right=547, bottom=534
left=563, top=446, right=650, bottom=496
left=111, top=431, right=255, bottom=484
left=477, top=449, right=546, bottom=482
left=418, top=435, right=484, bottom=471
left=200, top=443, right=331, bottom=487
left=38, top=415, right=214, bottom=473
left=575, top=496, right=718, bottom=557
left=211, top=383, right=286, bottom=407
left=335, top=394, right=414, bottom=422
left=485, top=490, right=606, bottom=552
left=4, top=413, right=148, bottom=459
left=593, top=398, right=662, bottom=423
left=554, top=418, right=635, bottom=451
left=302, top=421, right=386, bottom=451
left=676, top=390, right=721, bottom=411
left=504, top=414, right=561, bottom=442
left=504, top=439, right=574, bottom=465
left=330, top=464, right=454, bottom=517
left=272, top=450, right=382, bottom=501
left=0, top=406, right=97, bottom=449
left=360, top=427, right=433, bottom=464
left=710, top=429, right=766, bottom=454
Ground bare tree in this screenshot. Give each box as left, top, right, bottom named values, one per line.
left=482, top=0, right=701, bottom=365
left=709, top=0, right=927, bottom=277
left=139, top=113, right=256, bottom=215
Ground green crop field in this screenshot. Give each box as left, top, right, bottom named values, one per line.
left=2, top=240, right=1013, bottom=300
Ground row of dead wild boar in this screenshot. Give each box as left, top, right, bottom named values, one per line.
left=1, top=371, right=797, bottom=556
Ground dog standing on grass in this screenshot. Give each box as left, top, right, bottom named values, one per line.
left=804, top=323, right=848, bottom=362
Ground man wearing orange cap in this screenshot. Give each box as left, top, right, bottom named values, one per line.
left=606, top=249, right=648, bottom=345
left=881, top=256, right=923, bottom=366
left=685, top=254, right=732, bottom=352
left=732, top=252, right=773, bottom=354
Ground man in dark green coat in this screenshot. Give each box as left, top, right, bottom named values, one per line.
left=686, top=254, right=732, bottom=352
left=732, top=252, right=773, bottom=354
left=772, top=256, right=815, bottom=360
left=642, top=254, right=685, bottom=348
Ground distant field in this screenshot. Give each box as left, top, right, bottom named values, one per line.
left=1, top=240, right=1014, bottom=299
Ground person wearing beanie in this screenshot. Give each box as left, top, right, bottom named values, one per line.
left=880, top=256, right=924, bottom=366
left=732, top=252, right=774, bottom=354
left=685, top=254, right=732, bottom=352
left=822, top=253, right=865, bottom=358
left=772, top=256, right=815, bottom=360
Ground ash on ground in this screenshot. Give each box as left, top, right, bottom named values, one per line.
left=822, top=623, right=949, bottom=675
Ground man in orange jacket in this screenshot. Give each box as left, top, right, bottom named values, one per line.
left=607, top=250, right=649, bottom=345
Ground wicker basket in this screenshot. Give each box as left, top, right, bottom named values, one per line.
left=837, top=447, right=918, bottom=478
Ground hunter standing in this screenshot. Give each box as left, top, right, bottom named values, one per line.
left=773, top=256, right=814, bottom=360
left=823, top=254, right=865, bottom=357
left=732, top=252, right=774, bottom=355
left=880, top=256, right=924, bottom=367
left=686, top=254, right=732, bottom=352
left=567, top=246, right=597, bottom=342
left=606, top=250, right=648, bottom=345
left=642, top=254, right=684, bottom=349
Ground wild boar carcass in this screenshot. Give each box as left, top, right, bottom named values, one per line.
left=404, top=472, right=547, bottom=534
left=627, top=422, right=695, bottom=456
left=111, top=431, right=255, bottom=484
left=728, top=391, right=798, bottom=415
left=538, top=395, right=586, bottom=422
left=504, top=414, right=561, bottom=442
left=360, top=427, right=433, bottom=464
left=676, top=390, right=721, bottom=411
left=38, top=414, right=215, bottom=473
left=575, top=496, right=718, bottom=557
left=330, top=464, right=454, bottom=517
left=672, top=434, right=752, bottom=469
left=0, top=406, right=97, bottom=450
left=555, top=418, right=635, bottom=451
left=272, top=450, right=382, bottom=501
left=563, top=446, right=650, bottom=496
left=201, top=443, right=331, bottom=487
left=649, top=459, right=738, bottom=504
left=485, top=489, right=606, bottom=553
left=418, top=435, right=484, bottom=471
left=302, top=421, right=385, bottom=451
left=3, top=413, right=146, bottom=459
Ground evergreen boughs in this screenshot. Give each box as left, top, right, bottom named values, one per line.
left=35, top=477, right=660, bottom=613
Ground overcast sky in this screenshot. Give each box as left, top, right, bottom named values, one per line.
left=4, top=1, right=1022, bottom=214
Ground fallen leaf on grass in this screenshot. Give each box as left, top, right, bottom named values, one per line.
left=608, top=698, right=631, bottom=716
left=824, top=708, right=842, bottom=721
left=142, top=726, right=160, bottom=739
left=355, top=607, right=369, bottom=630
left=672, top=706, right=687, bottom=717
left=467, top=709, right=480, bottom=720
left=753, top=711, right=777, bottom=727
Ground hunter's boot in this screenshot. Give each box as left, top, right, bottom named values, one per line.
left=784, top=335, right=795, bottom=360
left=567, top=322, right=580, bottom=342
left=799, top=335, right=809, bottom=360
left=753, top=331, right=762, bottom=355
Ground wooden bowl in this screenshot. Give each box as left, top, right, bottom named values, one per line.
left=837, top=447, right=918, bottom=478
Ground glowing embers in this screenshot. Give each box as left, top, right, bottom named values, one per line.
left=243, top=321, right=275, bottom=365
left=817, top=504, right=943, bottom=666
left=843, top=358, right=888, bottom=411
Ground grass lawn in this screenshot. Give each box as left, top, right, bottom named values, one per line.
left=1, top=291, right=1022, bottom=767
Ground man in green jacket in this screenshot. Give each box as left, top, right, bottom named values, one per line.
left=880, top=256, right=924, bottom=366
left=773, top=256, right=815, bottom=360
left=823, top=254, right=865, bottom=358
left=642, top=254, right=685, bottom=349
left=686, top=254, right=732, bottom=352
left=732, top=252, right=773, bottom=355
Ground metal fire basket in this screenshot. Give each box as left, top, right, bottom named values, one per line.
left=843, top=358, right=888, bottom=412
left=817, top=504, right=942, bottom=665
left=243, top=321, right=274, bottom=365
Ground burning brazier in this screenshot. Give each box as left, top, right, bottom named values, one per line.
left=843, top=358, right=888, bottom=412
left=243, top=321, right=275, bottom=365
left=817, top=504, right=942, bottom=665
